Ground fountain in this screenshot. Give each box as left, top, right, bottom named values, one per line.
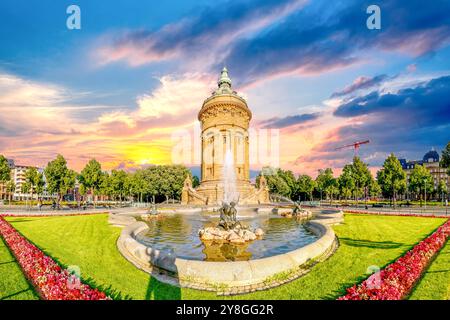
left=198, top=149, right=264, bottom=244
left=111, top=68, right=340, bottom=293
left=222, top=149, right=239, bottom=204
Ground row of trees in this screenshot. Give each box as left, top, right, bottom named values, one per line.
left=256, top=156, right=381, bottom=202
left=1, top=142, right=449, bottom=205
left=256, top=142, right=450, bottom=206
left=0, top=154, right=193, bottom=205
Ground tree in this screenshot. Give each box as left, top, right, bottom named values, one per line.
left=256, top=167, right=291, bottom=198
left=131, top=170, right=146, bottom=202
left=315, top=168, right=335, bottom=201
left=351, top=157, right=372, bottom=202
left=44, top=154, right=70, bottom=205
left=437, top=180, right=448, bottom=204
left=338, top=164, right=355, bottom=201
left=79, top=159, right=103, bottom=205
left=61, top=169, right=77, bottom=201
left=79, top=184, right=87, bottom=202
left=148, top=168, right=161, bottom=203
left=192, top=176, right=200, bottom=188
left=0, top=155, right=11, bottom=201
left=21, top=182, right=31, bottom=205
left=35, top=172, right=45, bottom=200
left=409, top=164, right=433, bottom=204
left=6, top=180, right=15, bottom=204
left=110, top=170, right=127, bottom=202
left=267, top=175, right=291, bottom=198
left=25, top=167, right=40, bottom=203
left=325, top=180, right=339, bottom=202
left=123, top=173, right=134, bottom=202
left=277, top=169, right=297, bottom=199
left=369, top=179, right=382, bottom=198
left=129, top=165, right=191, bottom=203
left=441, top=141, right=450, bottom=175
left=99, top=172, right=112, bottom=200
left=162, top=165, right=191, bottom=202
left=296, top=174, right=315, bottom=201
left=376, top=153, right=407, bottom=208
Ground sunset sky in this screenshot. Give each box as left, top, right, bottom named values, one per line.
left=0, top=0, right=449, bottom=177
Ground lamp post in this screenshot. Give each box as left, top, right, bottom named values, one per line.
left=424, top=179, right=427, bottom=209
left=445, top=196, right=448, bottom=215
left=442, top=191, right=445, bottom=207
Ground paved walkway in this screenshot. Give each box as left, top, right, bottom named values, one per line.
left=0, top=206, right=147, bottom=216
left=310, top=204, right=450, bottom=217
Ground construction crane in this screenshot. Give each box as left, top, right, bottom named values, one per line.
left=335, top=140, right=370, bottom=157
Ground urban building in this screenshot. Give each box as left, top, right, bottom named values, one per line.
left=12, top=164, right=39, bottom=200
left=0, top=158, right=53, bottom=201
left=399, top=149, right=449, bottom=197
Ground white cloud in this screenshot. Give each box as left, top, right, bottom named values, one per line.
left=135, top=73, right=213, bottom=118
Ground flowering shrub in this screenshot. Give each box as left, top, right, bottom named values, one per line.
left=0, top=217, right=110, bottom=300
left=339, top=219, right=450, bottom=300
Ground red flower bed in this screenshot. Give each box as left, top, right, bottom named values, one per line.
left=0, top=217, right=110, bottom=300
left=339, top=219, right=450, bottom=300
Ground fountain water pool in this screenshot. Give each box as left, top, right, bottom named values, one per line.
left=136, top=212, right=317, bottom=261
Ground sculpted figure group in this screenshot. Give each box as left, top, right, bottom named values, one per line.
left=218, top=201, right=240, bottom=230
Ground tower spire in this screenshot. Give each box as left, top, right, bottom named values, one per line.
left=218, top=66, right=232, bottom=89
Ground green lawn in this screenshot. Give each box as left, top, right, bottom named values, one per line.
left=0, top=237, right=39, bottom=300
left=233, top=214, right=447, bottom=300
left=408, top=239, right=450, bottom=300
left=3, top=214, right=448, bottom=300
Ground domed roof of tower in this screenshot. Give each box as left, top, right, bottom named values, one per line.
left=423, top=148, right=439, bottom=163
left=214, top=67, right=236, bottom=95
left=218, top=67, right=232, bottom=87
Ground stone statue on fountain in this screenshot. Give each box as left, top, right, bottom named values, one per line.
left=199, top=201, right=264, bottom=244
left=218, top=202, right=239, bottom=230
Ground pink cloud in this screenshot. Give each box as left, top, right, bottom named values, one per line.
left=93, top=0, right=308, bottom=69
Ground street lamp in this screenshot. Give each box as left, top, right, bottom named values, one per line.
left=442, top=190, right=445, bottom=207
left=446, top=197, right=448, bottom=215
left=424, top=179, right=427, bottom=209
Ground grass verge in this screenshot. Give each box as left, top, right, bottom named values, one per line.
left=5, top=214, right=447, bottom=300
left=0, top=237, right=38, bottom=300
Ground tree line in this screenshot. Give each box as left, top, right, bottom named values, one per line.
left=0, top=154, right=194, bottom=205
left=1, top=142, right=449, bottom=206
left=256, top=142, right=450, bottom=206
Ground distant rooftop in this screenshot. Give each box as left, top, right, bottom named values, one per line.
left=400, top=149, right=440, bottom=170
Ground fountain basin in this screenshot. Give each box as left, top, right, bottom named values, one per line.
left=115, top=212, right=337, bottom=292
left=136, top=213, right=317, bottom=261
